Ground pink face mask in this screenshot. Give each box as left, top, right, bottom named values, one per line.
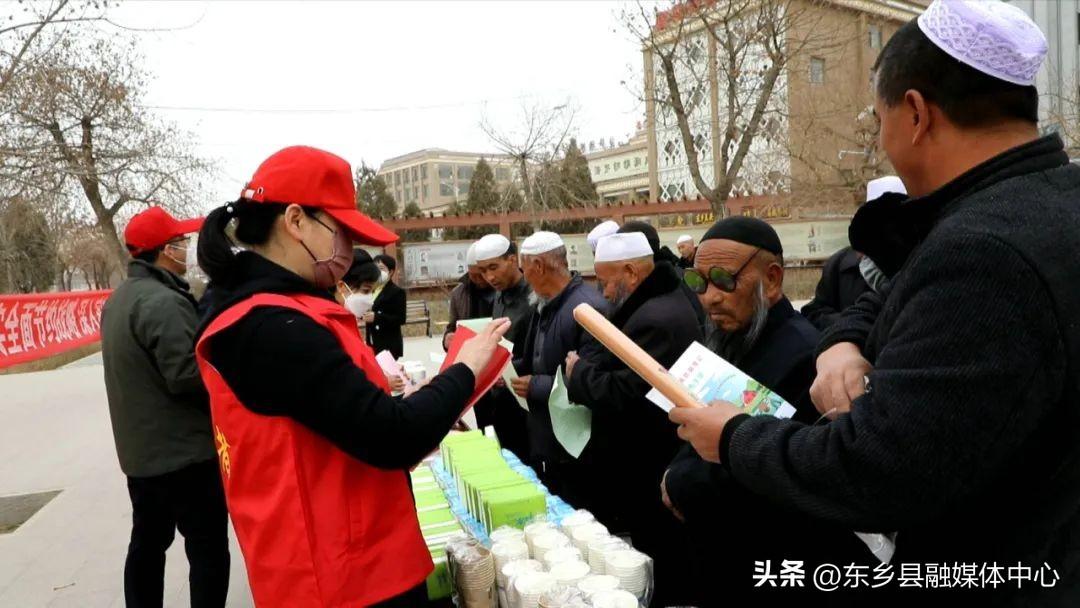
left=301, top=216, right=354, bottom=289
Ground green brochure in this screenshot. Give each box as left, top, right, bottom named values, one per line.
left=548, top=366, right=592, bottom=458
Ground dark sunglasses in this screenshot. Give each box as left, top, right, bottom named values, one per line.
left=683, top=248, right=760, bottom=294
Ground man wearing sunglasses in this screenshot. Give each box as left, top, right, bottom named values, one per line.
left=661, top=216, right=866, bottom=603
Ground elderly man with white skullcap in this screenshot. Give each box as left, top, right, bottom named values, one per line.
left=670, top=2, right=1080, bottom=603
left=510, top=231, right=610, bottom=505
left=564, top=232, right=703, bottom=607
left=442, top=242, right=495, bottom=351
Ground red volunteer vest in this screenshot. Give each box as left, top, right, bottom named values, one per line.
left=195, top=293, right=432, bottom=607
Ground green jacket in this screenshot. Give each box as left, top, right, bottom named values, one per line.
left=101, top=260, right=214, bottom=478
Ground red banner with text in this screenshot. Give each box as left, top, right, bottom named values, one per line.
left=0, top=291, right=112, bottom=369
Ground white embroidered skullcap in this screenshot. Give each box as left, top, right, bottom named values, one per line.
left=594, top=232, right=653, bottom=263
left=474, top=234, right=511, bottom=261
left=520, top=231, right=564, bottom=256
left=866, top=176, right=907, bottom=202
left=917, top=0, right=1047, bottom=87
left=586, top=220, right=620, bottom=251
left=465, top=242, right=479, bottom=266
left=676, top=234, right=694, bottom=245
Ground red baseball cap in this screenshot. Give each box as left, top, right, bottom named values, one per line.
left=124, top=207, right=204, bottom=254
left=240, top=146, right=399, bottom=246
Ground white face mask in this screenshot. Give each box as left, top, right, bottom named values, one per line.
left=377, top=270, right=390, bottom=285
left=344, top=293, right=376, bottom=317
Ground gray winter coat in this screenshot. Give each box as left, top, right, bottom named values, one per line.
left=101, top=260, right=214, bottom=478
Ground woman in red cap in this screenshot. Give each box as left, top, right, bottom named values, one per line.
left=193, top=146, right=509, bottom=607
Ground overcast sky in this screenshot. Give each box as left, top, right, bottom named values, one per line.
left=104, top=1, right=649, bottom=207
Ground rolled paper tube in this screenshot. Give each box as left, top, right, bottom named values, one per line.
left=573, top=303, right=703, bottom=409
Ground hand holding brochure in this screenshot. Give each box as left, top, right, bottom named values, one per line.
left=646, top=341, right=796, bottom=419
left=457, top=317, right=527, bottom=411
left=440, top=323, right=512, bottom=413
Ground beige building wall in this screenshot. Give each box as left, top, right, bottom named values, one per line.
left=586, top=129, right=650, bottom=203
left=377, top=149, right=519, bottom=215
left=645, top=0, right=925, bottom=211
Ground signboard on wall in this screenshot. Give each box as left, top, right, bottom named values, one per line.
left=401, top=241, right=473, bottom=285
left=654, top=219, right=850, bottom=262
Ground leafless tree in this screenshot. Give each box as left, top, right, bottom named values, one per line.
left=480, top=100, right=576, bottom=229
left=626, top=0, right=850, bottom=216
left=1047, top=77, right=1080, bottom=159
left=4, top=36, right=213, bottom=269
left=0, top=0, right=111, bottom=96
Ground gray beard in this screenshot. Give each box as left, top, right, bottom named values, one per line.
left=528, top=291, right=550, bottom=310
left=609, top=282, right=631, bottom=312
left=706, top=280, right=770, bottom=365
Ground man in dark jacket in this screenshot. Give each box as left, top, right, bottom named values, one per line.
left=801, top=247, right=869, bottom=332
left=662, top=216, right=867, bottom=606
left=475, top=233, right=533, bottom=459
left=617, top=220, right=707, bottom=334
left=442, top=242, right=494, bottom=351
left=671, top=10, right=1080, bottom=605
left=802, top=176, right=906, bottom=331
left=363, top=253, right=406, bottom=358
left=565, top=231, right=701, bottom=607
left=510, top=231, right=610, bottom=504
left=101, top=207, right=229, bottom=608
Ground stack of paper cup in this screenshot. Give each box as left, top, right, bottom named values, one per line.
left=500, top=559, right=543, bottom=591
left=537, top=583, right=589, bottom=608
left=549, top=560, right=591, bottom=587
left=530, top=531, right=570, bottom=561
left=590, top=589, right=640, bottom=608
left=492, top=540, right=530, bottom=573
left=541, top=546, right=582, bottom=570
left=603, top=550, right=649, bottom=597
left=512, top=571, right=555, bottom=608
left=500, top=560, right=543, bottom=608
left=491, top=527, right=527, bottom=545
left=576, top=574, right=621, bottom=598
left=456, top=546, right=498, bottom=608
left=587, top=537, right=628, bottom=574
left=524, top=521, right=557, bottom=556
left=558, top=510, right=595, bottom=537
left=570, top=522, right=609, bottom=559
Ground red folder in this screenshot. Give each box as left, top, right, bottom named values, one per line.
left=440, top=325, right=512, bottom=412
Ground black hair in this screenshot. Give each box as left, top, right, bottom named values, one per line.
left=197, top=200, right=319, bottom=286
left=373, top=253, right=396, bottom=272
left=343, top=250, right=380, bottom=287
left=132, top=247, right=162, bottom=265
left=617, top=221, right=661, bottom=254
left=504, top=242, right=518, bottom=258
left=874, top=19, right=1038, bottom=128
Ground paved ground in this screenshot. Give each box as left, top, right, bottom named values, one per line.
left=0, top=335, right=448, bottom=608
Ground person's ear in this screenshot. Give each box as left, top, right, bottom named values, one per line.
left=904, top=89, right=932, bottom=146
left=281, top=204, right=308, bottom=241
left=764, top=262, right=784, bottom=301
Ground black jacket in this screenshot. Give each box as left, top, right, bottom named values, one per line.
left=198, top=252, right=475, bottom=471
left=726, top=135, right=1080, bottom=605
left=515, top=274, right=610, bottom=468
left=664, top=298, right=867, bottom=605
left=367, top=280, right=406, bottom=359
left=101, top=261, right=213, bottom=478
left=492, top=276, right=533, bottom=359
left=801, top=247, right=871, bottom=332
left=442, top=275, right=494, bottom=350
left=566, top=261, right=702, bottom=523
